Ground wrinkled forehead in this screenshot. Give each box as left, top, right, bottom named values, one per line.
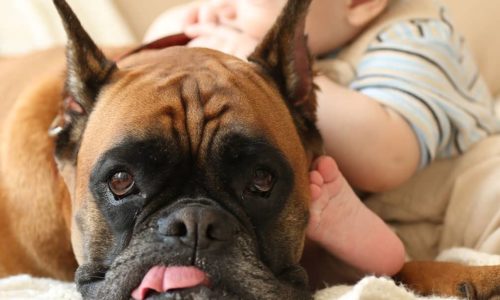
left=75, top=47, right=307, bottom=179
left=83, top=49, right=259, bottom=147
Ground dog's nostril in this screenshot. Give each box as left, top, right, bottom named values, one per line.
left=206, top=224, right=215, bottom=240
left=206, top=223, right=236, bottom=241
left=157, top=218, right=188, bottom=237
left=206, top=224, right=218, bottom=240
left=171, top=221, right=188, bottom=237
left=156, top=206, right=238, bottom=249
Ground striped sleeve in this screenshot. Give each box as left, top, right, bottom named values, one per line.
left=351, top=11, right=500, bottom=167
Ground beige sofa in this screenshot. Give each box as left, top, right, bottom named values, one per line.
left=442, top=1, right=500, bottom=98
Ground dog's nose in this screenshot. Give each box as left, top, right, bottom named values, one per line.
left=157, top=206, right=237, bottom=250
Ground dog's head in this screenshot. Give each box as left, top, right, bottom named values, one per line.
left=51, top=0, right=321, bottom=299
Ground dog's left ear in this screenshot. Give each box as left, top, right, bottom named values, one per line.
left=51, top=0, right=117, bottom=162
left=248, top=0, right=322, bottom=157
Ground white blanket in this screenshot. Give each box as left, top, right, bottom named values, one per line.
left=1, top=248, right=498, bottom=300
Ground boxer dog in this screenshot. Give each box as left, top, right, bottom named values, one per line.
left=0, top=0, right=498, bottom=299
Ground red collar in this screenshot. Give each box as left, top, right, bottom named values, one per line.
left=115, top=33, right=191, bottom=61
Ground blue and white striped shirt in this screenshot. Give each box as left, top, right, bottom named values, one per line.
left=350, top=8, right=500, bottom=167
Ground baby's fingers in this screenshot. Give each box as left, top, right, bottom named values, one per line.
left=198, top=3, right=218, bottom=25
left=184, top=23, right=217, bottom=38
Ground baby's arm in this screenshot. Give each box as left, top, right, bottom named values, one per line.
left=315, top=75, right=420, bottom=192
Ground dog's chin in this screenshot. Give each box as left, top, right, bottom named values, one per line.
left=140, top=286, right=234, bottom=300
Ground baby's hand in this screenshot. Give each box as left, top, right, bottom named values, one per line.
left=185, top=23, right=258, bottom=59
left=183, top=1, right=236, bottom=28
left=144, top=0, right=234, bottom=42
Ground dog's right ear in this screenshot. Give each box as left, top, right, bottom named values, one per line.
left=248, top=0, right=322, bottom=158
left=50, top=0, right=116, bottom=162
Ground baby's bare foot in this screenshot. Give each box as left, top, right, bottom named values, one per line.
left=306, top=156, right=406, bottom=276
left=307, top=156, right=354, bottom=241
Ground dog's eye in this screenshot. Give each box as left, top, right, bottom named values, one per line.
left=108, top=171, right=135, bottom=198
left=246, top=168, right=275, bottom=197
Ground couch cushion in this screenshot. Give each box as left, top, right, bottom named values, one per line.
left=442, top=1, right=500, bottom=97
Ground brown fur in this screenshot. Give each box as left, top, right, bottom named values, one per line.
left=398, top=262, right=500, bottom=299
left=0, top=49, right=76, bottom=280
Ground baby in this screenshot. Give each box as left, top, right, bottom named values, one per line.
left=145, top=0, right=500, bottom=281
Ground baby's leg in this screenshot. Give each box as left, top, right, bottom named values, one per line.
left=314, top=76, right=420, bottom=193
left=307, top=156, right=405, bottom=276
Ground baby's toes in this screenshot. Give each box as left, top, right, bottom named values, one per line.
left=310, top=183, right=322, bottom=200
left=309, top=170, right=324, bottom=186
left=316, top=156, right=340, bottom=183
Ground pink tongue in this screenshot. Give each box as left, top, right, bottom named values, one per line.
left=131, top=266, right=210, bottom=300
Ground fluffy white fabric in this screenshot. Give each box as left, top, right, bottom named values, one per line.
left=1, top=248, right=497, bottom=300
left=314, top=276, right=459, bottom=300
left=0, top=275, right=80, bottom=300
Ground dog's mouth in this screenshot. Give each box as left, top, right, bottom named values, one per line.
left=131, top=265, right=211, bottom=300
left=76, top=260, right=240, bottom=300
left=75, top=202, right=311, bottom=300
left=77, top=242, right=310, bottom=300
